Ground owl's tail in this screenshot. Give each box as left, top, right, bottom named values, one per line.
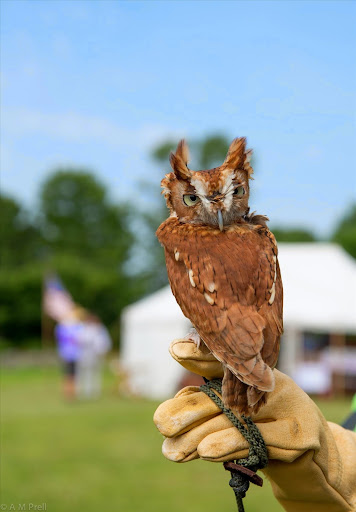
left=222, top=367, right=268, bottom=415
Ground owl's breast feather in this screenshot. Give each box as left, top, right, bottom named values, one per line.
left=156, top=217, right=258, bottom=254
left=156, top=216, right=280, bottom=312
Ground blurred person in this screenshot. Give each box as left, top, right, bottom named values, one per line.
left=54, top=306, right=86, bottom=400
left=76, top=313, right=112, bottom=399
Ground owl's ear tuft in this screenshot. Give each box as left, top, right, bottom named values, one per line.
left=244, top=148, right=254, bottom=179
left=176, top=139, right=189, bottom=166
left=223, top=137, right=246, bottom=171
left=161, top=175, right=174, bottom=212
left=170, top=139, right=191, bottom=181
left=223, top=138, right=254, bottom=179
left=245, top=148, right=253, bottom=164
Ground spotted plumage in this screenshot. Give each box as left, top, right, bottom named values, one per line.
left=156, top=138, right=283, bottom=413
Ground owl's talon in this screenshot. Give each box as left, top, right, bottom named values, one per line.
left=183, top=328, right=201, bottom=349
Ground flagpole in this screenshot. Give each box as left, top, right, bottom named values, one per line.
left=42, top=272, right=75, bottom=346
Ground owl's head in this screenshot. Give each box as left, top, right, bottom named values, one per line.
left=161, top=137, right=253, bottom=230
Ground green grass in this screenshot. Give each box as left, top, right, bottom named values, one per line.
left=1, top=366, right=352, bottom=512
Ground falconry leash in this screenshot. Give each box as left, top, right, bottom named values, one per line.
left=200, top=379, right=269, bottom=512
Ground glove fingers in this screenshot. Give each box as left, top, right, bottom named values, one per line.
left=197, top=426, right=250, bottom=462
left=169, top=340, right=224, bottom=378
left=197, top=418, right=314, bottom=463
left=162, top=414, right=233, bottom=462
left=154, top=388, right=222, bottom=438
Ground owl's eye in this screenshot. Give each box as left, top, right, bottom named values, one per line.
left=233, top=186, right=245, bottom=197
left=183, top=194, right=199, bottom=206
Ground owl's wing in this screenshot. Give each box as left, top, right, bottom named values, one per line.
left=157, top=219, right=283, bottom=389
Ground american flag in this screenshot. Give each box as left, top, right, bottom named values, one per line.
left=43, top=274, right=74, bottom=322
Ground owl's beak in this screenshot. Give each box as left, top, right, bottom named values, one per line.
left=217, top=210, right=224, bottom=231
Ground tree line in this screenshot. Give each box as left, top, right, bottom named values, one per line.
left=1, top=135, right=355, bottom=349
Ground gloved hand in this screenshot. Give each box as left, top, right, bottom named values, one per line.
left=154, top=339, right=356, bottom=512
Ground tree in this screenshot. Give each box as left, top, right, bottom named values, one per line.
left=151, top=140, right=177, bottom=163
left=39, top=170, right=133, bottom=267
left=331, top=203, right=356, bottom=259
left=200, top=135, right=230, bottom=169
left=38, top=169, right=140, bottom=339
left=0, top=194, right=43, bottom=267
left=270, top=227, right=317, bottom=243
left=0, top=194, right=43, bottom=347
left=0, top=263, right=42, bottom=347
left=0, top=171, right=141, bottom=348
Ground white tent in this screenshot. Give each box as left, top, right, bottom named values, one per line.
left=280, top=243, right=356, bottom=332
left=121, top=287, right=190, bottom=399
left=121, top=244, right=356, bottom=399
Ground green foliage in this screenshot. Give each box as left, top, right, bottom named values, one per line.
left=271, top=227, right=317, bottom=243
left=0, top=170, right=142, bottom=348
left=39, top=170, right=133, bottom=265
left=200, top=134, right=230, bottom=169
left=151, top=140, right=177, bottom=163
left=135, top=207, right=169, bottom=292
left=0, top=258, right=144, bottom=349
left=331, top=203, right=356, bottom=259
left=0, top=264, right=42, bottom=347
left=48, top=254, right=144, bottom=341
left=38, top=170, right=143, bottom=343
left=0, top=194, right=43, bottom=267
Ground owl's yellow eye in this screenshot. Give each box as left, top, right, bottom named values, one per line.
left=183, top=194, right=199, bottom=206
left=233, top=186, right=245, bottom=197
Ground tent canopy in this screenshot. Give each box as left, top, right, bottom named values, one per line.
left=279, top=243, right=356, bottom=332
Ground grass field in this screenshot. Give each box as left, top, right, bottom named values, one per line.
left=1, top=364, right=352, bottom=512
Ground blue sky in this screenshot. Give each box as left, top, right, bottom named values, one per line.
left=1, top=0, right=355, bottom=236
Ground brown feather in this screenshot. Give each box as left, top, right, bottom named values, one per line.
left=176, top=139, right=189, bottom=166
left=169, top=139, right=191, bottom=180
left=243, top=148, right=254, bottom=179
left=222, top=137, right=246, bottom=170
left=223, top=369, right=249, bottom=412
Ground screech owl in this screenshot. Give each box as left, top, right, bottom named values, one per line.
left=156, top=138, right=283, bottom=414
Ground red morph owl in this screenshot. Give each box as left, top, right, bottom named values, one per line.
left=156, top=138, right=283, bottom=414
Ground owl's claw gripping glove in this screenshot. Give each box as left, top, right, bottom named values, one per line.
left=153, top=339, right=356, bottom=512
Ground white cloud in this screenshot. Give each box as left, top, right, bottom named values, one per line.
left=3, top=107, right=182, bottom=151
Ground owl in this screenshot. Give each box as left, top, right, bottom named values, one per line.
left=156, top=137, right=283, bottom=414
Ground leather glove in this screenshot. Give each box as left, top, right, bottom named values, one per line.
left=154, top=339, right=356, bottom=512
